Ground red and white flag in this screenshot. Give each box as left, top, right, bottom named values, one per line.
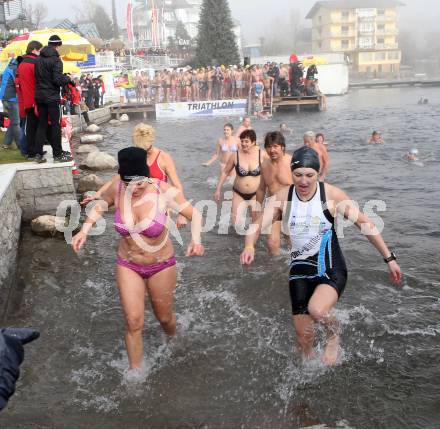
left=126, top=1, right=134, bottom=42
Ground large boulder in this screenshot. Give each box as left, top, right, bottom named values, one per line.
left=119, top=114, right=129, bottom=122
left=78, top=174, right=104, bottom=193
left=76, top=145, right=99, bottom=154
left=86, top=124, right=101, bottom=133
left=31, top=215, right=60, bottom=237
left=80, top=134, right=104, bottom=144
left=84, top=151, right=118, bottom=170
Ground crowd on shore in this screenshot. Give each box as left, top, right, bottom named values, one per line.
left=96, top=47, right=171, bottom=58
left=1, top=36, right=75, bottom=162
left=131, top=60, right=322, bottom=107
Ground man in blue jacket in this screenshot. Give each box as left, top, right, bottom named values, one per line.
left=34, top=34, right=72, bottom=163
left=0, top=58, right=23, bottom=152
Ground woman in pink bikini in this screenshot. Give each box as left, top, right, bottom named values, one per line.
left=82, top=123, right=187, bottom=228
left=72, top=147, right=204, bottom=371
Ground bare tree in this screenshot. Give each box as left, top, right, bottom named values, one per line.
left=70, top=0, right=98, bottom=23
left=259, top=9, right=306, bottom=56
left=23, top=1, right=48, bottom=29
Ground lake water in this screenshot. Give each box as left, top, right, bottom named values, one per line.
left=3, top=87, right=440, bottom=428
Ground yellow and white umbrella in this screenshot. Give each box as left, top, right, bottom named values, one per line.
left=0, top=28, right=95, bottom=62
left=0, top=58, right=81, bottom=75
left=300, top=56, right=328, bottom=66
left=62, top=61, right=81, bottom=75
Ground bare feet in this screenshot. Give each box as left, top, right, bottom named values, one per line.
left=321, top=334, right=340, bottom=366
left=300, top=348, right=316, bottom=362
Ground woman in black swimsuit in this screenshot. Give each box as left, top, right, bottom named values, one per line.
left=215, top=129, right=265, bottom=229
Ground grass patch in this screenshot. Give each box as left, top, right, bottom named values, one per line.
left=0, top=132, right=31, bottom=164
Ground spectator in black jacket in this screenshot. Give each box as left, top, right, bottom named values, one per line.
left=34, top=34, right=72, bottom=163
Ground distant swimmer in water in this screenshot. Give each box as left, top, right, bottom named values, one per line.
left=215, top=129, right=265, bottom=227
left=368, top=131, right=384, bottom=145
left=235, top=116, right=252, bottom=138
left=280, top=123, right=293, bottom=136
left=418, top=97, right=429, bottom=105
left=72, top=147, right=204, bottom=371
left=241, top=146, right=402, bottom=365
left=315, top=132, right=328, bottom=146
left=203, top=123, right=239, bottom=176
left=303, top=131, right=329, bottom=181
left=404, top=148, right=419, bottom=161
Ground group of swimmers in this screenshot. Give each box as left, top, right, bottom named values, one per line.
left=133, top=63, right=291, bottom=104
left=72, top=119, right=402, bottom=373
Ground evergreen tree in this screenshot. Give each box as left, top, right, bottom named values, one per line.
left=195, top=0, right=240, bottom=66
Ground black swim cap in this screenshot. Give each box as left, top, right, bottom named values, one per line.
left=291, top=146, right=320, bottom=172
left=118, top=147, right=150, bottom=182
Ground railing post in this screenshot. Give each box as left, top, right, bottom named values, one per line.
left=270, top=80, right=274, bottom=116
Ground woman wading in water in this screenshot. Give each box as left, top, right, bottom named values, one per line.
left=72, top=147, right=204, bottom=372
left=203, top=123, right=239, bottom=176
left=241, top=146, right=401, bottom=365
left=215, top=129, right=265, bottom=227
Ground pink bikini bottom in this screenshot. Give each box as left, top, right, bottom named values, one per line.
left=116, top=255, right=176, bottom=279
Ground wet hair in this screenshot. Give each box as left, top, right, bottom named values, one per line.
left=26, top=40, right=43, bottom=54
left=303, top=131, right=316, bottom=140
left=240, top=129, right=257, bottom=142
left=132, top=123, right=155, bottom=149
left=264, top=131, right=286, bottom=150
left=291, top=146, right=320, bottom=173
left=372, top=131, right=380, bottom=136
left=224, top=123, right=234, bottom=130
left=316, top=133, right=325, bottom=141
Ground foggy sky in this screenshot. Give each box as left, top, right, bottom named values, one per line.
left=24, top=0, right=440, bottom=42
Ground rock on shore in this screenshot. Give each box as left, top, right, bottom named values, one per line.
left=80, top=134, right=104, bottom=144
left=31, top=215, right=60, bottom=237
left=83, top=151, right=118, bottom=170
left=77, top=174, right=104, bottom=193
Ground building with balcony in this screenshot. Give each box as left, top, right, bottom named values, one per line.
left=306, top=0, right=404, bottom=75
left=131, top=0, right=242, bottom=56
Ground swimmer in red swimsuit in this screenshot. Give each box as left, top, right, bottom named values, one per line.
left=82, top=123, right=188, bottom=228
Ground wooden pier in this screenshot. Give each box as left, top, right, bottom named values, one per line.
left=349, top=79, right=440, bottom=89
left=109, top=95, right=327, bottom=120
left=271, top=95, right=326, bottom=112
left=109, top=102, right=156, bottom=119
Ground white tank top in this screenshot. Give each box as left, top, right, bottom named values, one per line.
left=287, top=183, right=333, bottom=261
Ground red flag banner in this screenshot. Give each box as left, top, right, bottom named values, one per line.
left=126, top=1, right=134, bottom=42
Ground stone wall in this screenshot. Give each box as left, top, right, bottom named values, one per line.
left=15, top=165, right=76, bottom=222
left=71, top=106, right=111, bottom=134
left=0, top=171, right=22, bottom=314
left=0, top=164, right=76, bottom=310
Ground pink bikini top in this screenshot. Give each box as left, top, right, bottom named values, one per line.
left=114, top=181, right=167, bottom=238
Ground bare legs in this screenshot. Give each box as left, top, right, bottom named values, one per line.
left=116, top=264, right=177, bottom=369
left=293, top=284, right=340, bottom=365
